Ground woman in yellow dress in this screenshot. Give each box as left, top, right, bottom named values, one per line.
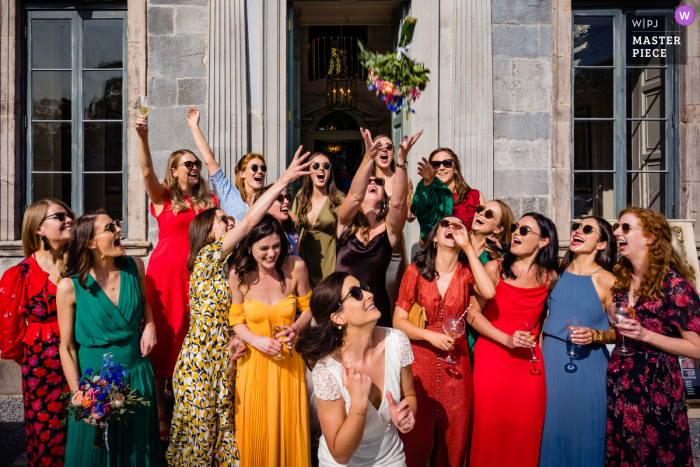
left=229, top=214, right=313, bottom=467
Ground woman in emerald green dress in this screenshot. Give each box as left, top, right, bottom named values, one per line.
left=57, top=210, right=161, bottom=466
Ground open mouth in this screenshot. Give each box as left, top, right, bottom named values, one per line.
left=617, top=237, right=628, bottom=251
left=114, top=238, right=123, bottom=249
left=315, top=172, right=326, bottom=183
left=437, top=171, right=449, bottom=179
left=368, top=186, right=378, bottom=193
left=188, top=172, right=199, bottom=181
left=444, top=230, right=454, bottom=240
left=512, top=237, right=522, bottom=247
left=366, top=304, right=377, bottom=312
left=379, top=153, right=389, bottom=163
left=253, top=174, right=264, bottom=184
left=571, top=234, right=585, bottom=245
left=473, top=216, right=485, bottom=227
left=280, top=206, right=289, bottom=213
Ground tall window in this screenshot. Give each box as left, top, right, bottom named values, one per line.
left=572, top=9, right=678, bottom=219
left=26, top=8, right=127, bottom=228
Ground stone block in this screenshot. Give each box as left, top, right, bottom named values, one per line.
left=146, top=105, right=207, bottom=152
left=175, top=7, right=208, bottom=35
left=0, top=358, right=21, bottom=395
left=513, top=59, right=551, bottom=112
left=147, top=77, right=177, bottom=107
left=494, top=112, right=551, bottom=140
left=493, top=58, right=513, bottom=111
left=178, top=78, right=207, bottom=105
left=494, top=196, right=522, bottom=218
left=491, top=0, right=553, bottom=25
left=521, top=196, right=540, bottom=215
left=0, top=257, right=22, bottom=277
left=510, top=140, right=533, bottom=167
left=440, top=0, right=455, bottom=28
left=147, top=6, right=173, bottom=35
left=532, top=139, right=551, bottom=168
left=493, top=168, right=550, bottom=196
left=492, top=25, right=539, bottom=58
left=539, top=25, right=552, bottom=57
left=494, top=138, right=510, bottom=169
left=538, top=196, right=551, bottom=217
left=150, top=0, right=208, bottom=5
left=439, top=27, right=453, bottom=79
left=149, top=35, right=205, bottom=78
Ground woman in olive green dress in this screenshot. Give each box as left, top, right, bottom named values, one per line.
left=57, top=210, right=161, bottom=467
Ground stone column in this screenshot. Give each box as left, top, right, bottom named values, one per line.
left=208, top=0, right=249, bottom=179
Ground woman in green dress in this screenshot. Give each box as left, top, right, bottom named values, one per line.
left=57, top=210, right=161, bottom=467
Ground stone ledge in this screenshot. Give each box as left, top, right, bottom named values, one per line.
left=0, top=359, right=21, bottom=395
left=0, top=240, right=152, bottom=257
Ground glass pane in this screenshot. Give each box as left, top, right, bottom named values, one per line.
left=573, top=172, right=615, bottom=219
left=84, top=173, right=123, bottom=221
left=83, top=19, right=124, bottom=69
left=83, top=71, right=123, bottom=120
left=627, top=172, right=666, bottom=214
left=33, top=173, right=71, bottom=206
left=32, top=19, right=71, bottom=69
left=626, top=16, right=667, bottom=66
left=573, top=16, right=614, bottom=67
left=32, top=71, right=71, bottom=120
left=574, top=68, right=614, bottom=118
left=32, top=123, right=71, bottom=172
left=84, top=122, right=123, bottom=171
left=626, top=68, right=665, bottom=118
left=574, top=120, right=614, bottom=170
left=627, top=120, right=666, bottom=170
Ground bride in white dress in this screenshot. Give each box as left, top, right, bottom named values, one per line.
left=296, top=271, right=417, bottom=467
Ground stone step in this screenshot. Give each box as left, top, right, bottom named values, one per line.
left=0, top=359, right=22, bottom=396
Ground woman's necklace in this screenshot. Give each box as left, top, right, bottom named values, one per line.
left=36, top=253, right=61, bottom=284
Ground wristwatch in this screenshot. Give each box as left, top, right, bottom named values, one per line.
left=593, top=329, right=602, bottom=342
left=395, top=161, right=408, bottom=169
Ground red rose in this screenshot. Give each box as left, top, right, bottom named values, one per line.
left=48, top=417, right=62, bottom=429
left=34, top=368, right=46, bottom=377
left=54, top=433, right=65, bottom=444
left=40, top=431, right=50, bottom=441
left=47, top=401, right=60, bottom=412
left=50, top=388, right=61, bottom=399
left=36, top=387, right=47, bottom=397
left=32, top=344, right=42, bottom=353
left=42, top=457, right=52, bottom=466
left=38, top=412, right=49, bottom=423
left=50, top=445, right=63, bottom=456
left=31, top=400, right=41, bottom=411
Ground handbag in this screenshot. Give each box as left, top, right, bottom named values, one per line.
left=408, top=301, right=427, bottom=329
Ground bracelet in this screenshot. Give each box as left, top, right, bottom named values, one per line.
left=402, top=393, right=417, bottom=398
left=349, top=408, right=367, bottom=416
left=395, top=161, right=408, bottom=169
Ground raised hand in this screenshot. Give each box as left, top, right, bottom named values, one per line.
left=135, top=115, right=149, bottom=137
left=396, top=130, right=424, bottom=164
left=387, top=392, right=415, bottom=433
left=360, top=127, right=383, bottom=161
left=417, top=157, right=437, bottom=183
left=280, top=146, right=314, bottom=185
left=186, top=107, right=200, bottom=128
left=341, top=366, right=372, bottom=403
left=450, top=221, right=473, bottom=252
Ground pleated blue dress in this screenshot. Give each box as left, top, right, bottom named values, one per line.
left=539, top=271, right=610, bottom=467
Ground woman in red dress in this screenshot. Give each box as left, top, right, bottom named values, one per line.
left=468, top=212, right=559, bottom=467
left=135, top=114, right=218, bottom=440
left=0, top=199, right=74, bottom=467
left=393, top=216, right=495, bottom=467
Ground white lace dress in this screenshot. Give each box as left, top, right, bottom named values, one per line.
left=312, top=327, right=414, bottom=467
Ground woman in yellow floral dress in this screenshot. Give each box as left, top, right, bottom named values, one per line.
left=229, top=214, right=313, bottom=467
left=166, top=148, right=313, bottom=467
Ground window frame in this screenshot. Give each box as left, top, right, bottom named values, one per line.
left=570, top=8, right=680, bottom=219
left=24, top=5, right=129, bottom=233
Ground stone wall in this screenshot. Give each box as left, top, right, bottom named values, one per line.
left=491, top=0, right=553, bottom=219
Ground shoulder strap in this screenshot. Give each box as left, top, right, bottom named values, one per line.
left=545, top=268, right=551, bottom=283
left=290, top=255, right=295, bottom=292
left=590, top=267, right=603, bottom=276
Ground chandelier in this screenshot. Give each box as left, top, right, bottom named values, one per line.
left=323, top=141, right=342, bottom=154
left=326, top=47, right=357, bottom=111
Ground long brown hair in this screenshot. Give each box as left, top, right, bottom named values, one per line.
left=235, top=153, right=266, bottom=203
left=21, top=198, right=74, bottom=258
left=163, top=150, right=217, bottom=215
left=372, top=134, right=396, bottom=173
left=612, top=207, right=693, bottom=301
left=294, top=152, right=344, bottom=228
left=492, top=200, right=515, bottom=248
left=62, top=210, right=127, bottom=289
left=186, top=208, right=220, bottom=271
left=428, top=147, right=471, bottom=205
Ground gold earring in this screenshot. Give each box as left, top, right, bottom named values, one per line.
left=433, top=242, right=437, bottom=248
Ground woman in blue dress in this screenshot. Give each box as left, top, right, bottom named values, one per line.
left=539, top=217, right=617, bottom=467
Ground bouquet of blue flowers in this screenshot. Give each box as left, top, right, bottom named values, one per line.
left=62, top=353, right=149, bottom=450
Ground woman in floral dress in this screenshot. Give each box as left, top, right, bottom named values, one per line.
left=606, top=207, right=700, bottom=467
left=0, top=199, right=74, bottom=467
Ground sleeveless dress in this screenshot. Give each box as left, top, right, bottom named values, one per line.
left=313, top=327, right=414, bottom=467
left=147, top=188, right=217, bottom=378
left=470, top=273, right=548, bottom=467
left=336, top=228, right=393, bottom=327
left=229, top=257, right=313, bottom=467
left=166, top=236, right=240, bottom=467
left=384, top=191, right=409, bottom=316
left=540, top=271, right=610, bottom=467
left=64, top=257, right=161, bottom=467
left=0, top=255, right=69, bottom=467
left=395, top=263, right=474, bottom=467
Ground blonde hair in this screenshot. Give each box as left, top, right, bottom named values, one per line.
left=21, top=198, right=74, bottom=258
left=235, top=153, right=266, bottom=202
left=493, top=200, right=516, bottom=247
left=163, top=150, right=217, bottom=215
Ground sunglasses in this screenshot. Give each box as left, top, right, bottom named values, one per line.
left=249, top=164, right=267, bottom=173
left=438, top=219, right=465, bottom=229
left=369, top=178, right=385, bottom=187
left=510, top=224, right=542, bottom=237
left=179, top=160, right=202, bottom=170
left=217, top=215, right=235, bottom=224
left=276, top=193, right=292, bottom=203
left=312, top=162, right=331, bottom=170
left=613, top=223, right=642, bottom=234
left=571, top=222, right=595, bottom=235
left=430, top=159, right=454, bottom=170
left=43, top=212, right=74, bottom=222
left=102, top=219, right=122, bottom=234
left=378, top=143, right=394, bottom=151
left=475, top=205, right=497, bottom=220
left=339, top=282, right=371, bottom=305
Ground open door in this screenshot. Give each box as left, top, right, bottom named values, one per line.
left=287, top=4, right=301, bottom=170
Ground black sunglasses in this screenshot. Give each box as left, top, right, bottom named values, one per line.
left=339, top=282, right=371, bottom=306
left=43, top=212, right=74, bottom=222
left=217, top=215, right=235, bottom=224
left=613, top=223, right=641, bottom=234
left=312, top=162, right=331, bottom=170
left=179, top=160, right=202, bottom=170
left=378, top=143, right=394, bottom=150
left=571, top=222, right=595, bottom=235
left=475, top=205, right=497, bottom=220
left=510, top=224, right=542, bottom=237
left=369, top=178, right=385, bottom=187
left=276, top=193, right=292, bottom=203
left=439, top=218, right=465, bottom=229
left=250, top=164, right=267, bottom=173
left=430, top=159, right=454, bottom=170
left=102, top=219, right=122, bottom=234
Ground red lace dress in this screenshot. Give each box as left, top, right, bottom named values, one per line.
left=0, top=255, right=69, bottom=467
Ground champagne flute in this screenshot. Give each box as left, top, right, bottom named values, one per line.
left=607, top=301, right=635, bottom=356
left=439, top=316, right=464, bottom=364
left=567, top=317, right=581, bottom=359
left=226, top=335, right=243, bottom=377
left=272, top=318, right=287, bottom=361
left=139, top=96, right=150, bottom=119
left=524, top=322, right=541, bottom=362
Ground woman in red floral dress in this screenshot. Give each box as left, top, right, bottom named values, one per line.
left=0, top=199, right=74, bottom=467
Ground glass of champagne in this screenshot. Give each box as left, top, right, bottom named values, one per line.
left=607, top=301, right=635, bottom=356
left=272, top=318, right=287, bottom=361
left=226, top=335, right=243, bottom=376
left=567, top=317, right=581, bottom=359
left=524, top=322, right=541, bottom=362
left=139, top=96, right=150, bottom=119
left=440, top=317, right=464, bottom=364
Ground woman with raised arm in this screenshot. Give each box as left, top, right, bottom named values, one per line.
left=392, top=217, right=495, bottom=467
left=411, top=148, right=486, bottom=243
left=0, top=199, right=74, bottom=467
left=296, top=272, right=417, bottom=467
left=539, top=217, right=617, bottom=467
left=605, top=208, right=700, bottom=467
left=335, top=128, right=422, bottom=327
left=468, top=213, right=559, bottom=467
left=186, top=108, right=266, bottom=223
left=166, top=148, right=312, bottom=467
left=57, top=211, right=160, bottom=466
left=135, top=114, right=218, bottom=441
left=291, top=152, right=345, bottom=288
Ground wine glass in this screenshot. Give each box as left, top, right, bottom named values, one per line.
left=226, top=335, right=243, bottom=377
left=440, top=317, right=464, bottom=364
left=524, top=322, right=541, bottom=362
left=607, top=301, right=635, bottom=356
left=139, top=96, right=150, bottom=119
left=271, top=319, right=287, bottom=361
left=567, top=317, right=581, bottom=359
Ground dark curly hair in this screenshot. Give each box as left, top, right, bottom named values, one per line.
left=233, top=214, right=290, bottom=292
left=559, top=216, right=617, bottom=274
left=412, top=215, right=468, bottom=281
left=500, top=212, right=559, bottom=285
